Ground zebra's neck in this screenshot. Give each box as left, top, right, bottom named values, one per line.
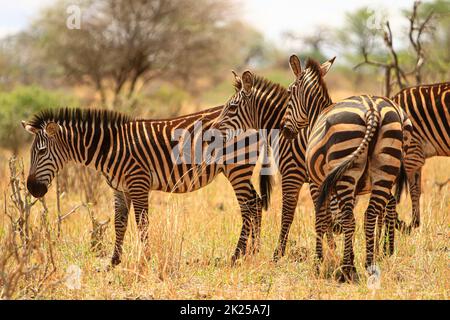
left=60, top=121, right=125, bottom=176
left=305, top=87, right=333, bottom=129
left=253, top=86, right=290, bottom=130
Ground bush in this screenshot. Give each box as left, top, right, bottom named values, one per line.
left=0, top=86, right=79, bottom=153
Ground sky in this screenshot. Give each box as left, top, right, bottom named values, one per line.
left=243, top=0, right=415, bottom=43
left=0, top=0, right=417, bottom=42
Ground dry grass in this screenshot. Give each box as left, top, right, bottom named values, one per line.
left=0, top=148, right=448, bottom=300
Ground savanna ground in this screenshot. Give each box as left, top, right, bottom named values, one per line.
left=0, top=80, right=449, bottom=300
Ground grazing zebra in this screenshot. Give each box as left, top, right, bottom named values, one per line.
left=281, top=55, right=412, bottom=281
left=392, top=82, right=450, bottom=231
left=22, top=107, right=271, bottom=267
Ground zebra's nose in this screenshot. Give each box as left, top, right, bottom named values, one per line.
left=282, top=125, right=297, bottom=140
left=27, top=175, right=48, bottom=198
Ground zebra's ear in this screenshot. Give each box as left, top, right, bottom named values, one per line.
left=289, top=54, right=302, bottom=78
left=241, top=70, right=254, bottom=95
left=231, top=70, right=242, bottom=90
left=44, top=122, right=61, bottom=137
left=22, top=121, right=39, bottom=135
left=320, top=56, right=336, bottom=77
left=231, top=70, right=241, bottom=82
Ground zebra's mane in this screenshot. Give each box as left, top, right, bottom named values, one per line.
left=234, top=74, right=289, bottom=108
left=305, top=58, right=330, bottom=96
left=28, top=108, right=135, bottom=129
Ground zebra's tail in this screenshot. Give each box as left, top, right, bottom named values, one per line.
left=395, top=115, right=412, bottom=203
left=394, top=161, right=408, bottom=203
left=316, top=109, right=379, bottom=212
left=259, top=145, right=275, bottom=211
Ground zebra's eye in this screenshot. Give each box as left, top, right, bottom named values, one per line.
left=228, top=103, right=239, bottom=112
left=37, top=145, right=47, bottom=153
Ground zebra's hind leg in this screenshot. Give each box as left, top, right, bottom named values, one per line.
left=111, top=191, right=131, bottom=267
left=383, top=194, right=397, bottom=256
left=409, top=169, right=422, bottom=229
left=228, top=176, right=260, bottom=265
left=374, top=204, right=384, bottom=258
left=330, top=196, right=342, bottom=235
left=273, top=177, right=301, bottom=261
left=334, top=191, right=358, bottom=283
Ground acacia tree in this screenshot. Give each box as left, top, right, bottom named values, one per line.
left=35, top=0, right=239, bottom=105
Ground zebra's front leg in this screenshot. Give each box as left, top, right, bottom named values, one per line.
left=310, top=183, right=328, bottom=274
left=249, top=189, right=263, bottom=255
left=130, top=190, right=150, bottom=247
left=111, top=191, right=131, bottom=267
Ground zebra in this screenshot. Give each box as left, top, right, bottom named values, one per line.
left=22, top=107, right=272, bottom=267
left=392, top=82, right=450, bottom=231
left=213, top=68, right=407, bottom=263
left=214, top=70, right=341, bottom=260
left=281, top=55, right=412, bottom=281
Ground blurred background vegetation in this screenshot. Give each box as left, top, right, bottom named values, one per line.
left=0, top=0, right=448, bottom=154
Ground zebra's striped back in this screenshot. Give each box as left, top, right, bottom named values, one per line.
left=390, top=82, right=450, bottom=230
left=23, top=106, right=271, bottom=265
left=283, top=55, right=411, bottom=280
left=393, top=82, right=450, bottom=157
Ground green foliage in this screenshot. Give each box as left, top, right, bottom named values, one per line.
left=420, top=0, right=450, bottom=80
left=337, top=7, right=385, bottom=62
left=0, top=86, right=79, bottom=153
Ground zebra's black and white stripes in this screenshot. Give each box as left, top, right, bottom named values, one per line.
left=282, top=55, right=412, bottom=281
left=23, top=107, right=269, bottom=266
left=392, top=82, right=450, bottom=230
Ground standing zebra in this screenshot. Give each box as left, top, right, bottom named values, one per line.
left=281, top=55, right=412, bottom=281
left=22, top=107, right=270, bottom=267
left=213, top=72, right=311, bottom=261
left=213, top=67, right=406, bottom=263
left=392, top=82, right=450, bottom=231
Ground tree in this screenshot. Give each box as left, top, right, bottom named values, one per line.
left=338, top=1, right=448, bottom=96
left=282, top=26, right=331, bottom=62
left=35, top=0, right=241, bottom=105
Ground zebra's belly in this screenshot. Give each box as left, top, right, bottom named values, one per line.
left=152, top=163, right=224, bottom=193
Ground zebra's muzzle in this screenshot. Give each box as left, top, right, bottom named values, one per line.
left=27, top=176, right=48, bottom=198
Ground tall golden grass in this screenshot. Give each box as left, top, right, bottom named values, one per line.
left=0, top=146, right=448, bottom=299
left=0, top=83, right=448, bottom=299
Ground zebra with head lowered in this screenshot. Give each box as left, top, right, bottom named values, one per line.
left=22, top=107, right=272, bottom=267
left=281, top=55, right=412, bottom=281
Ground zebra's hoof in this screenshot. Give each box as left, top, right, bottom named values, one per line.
left=410, top=220, right=420, bottom=229
left=336, top=265, right=359, bottom=283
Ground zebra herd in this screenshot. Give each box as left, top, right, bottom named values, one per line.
left=22, top=55, right=449, bottom=282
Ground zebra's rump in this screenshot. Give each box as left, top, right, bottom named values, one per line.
left=306, top=95, right=404, bottom=185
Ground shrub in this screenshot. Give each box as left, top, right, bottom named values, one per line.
left=0, top=86, right=79, bottom=153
